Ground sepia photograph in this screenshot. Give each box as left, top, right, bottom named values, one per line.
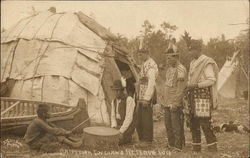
left=1, top=1, right=249, bottom=158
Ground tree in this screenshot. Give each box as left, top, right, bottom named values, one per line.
left=125, top=20, right=179, bottom=72
left=140, top=20, right=155, bottom=38
left=147, top=30, right=168, bottom=65
left=116, top=33, right=129, bottom=49
left=127, top=37, right=142, bottom=63
left=160, top=21, right=178, bottom=40
left=235, top=30, right=249, bottom=72
left=176, top=31, right=193, bottom=69
left=139, top=20, right=155, bottom=50
left=181, top=31, right=192, bottom=48
left=204, top=34, right=235, bottom=68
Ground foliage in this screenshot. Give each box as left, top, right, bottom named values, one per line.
left=235, top=30, right=249, bottom=72
left=202, top=34, right=235, bottom=68
left=181, top=31, right=192, bottom=49
left=115, top=19, right=248, bottom=74
left=176, top=36, right=193, bottom=70
left=160, top=21, right=178, bottom=40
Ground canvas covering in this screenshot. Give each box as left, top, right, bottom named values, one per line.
left=217, top=51, right=239, bottom=98
left=1, top=11, right=135, bottom=125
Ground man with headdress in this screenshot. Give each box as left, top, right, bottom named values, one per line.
left=163, top=40, right=187, bottom=151
left=136, top=38, right=158, bottom=143
left=186, top=39, right=218, bottom=152
left=110, top=79, right=136, bottom=145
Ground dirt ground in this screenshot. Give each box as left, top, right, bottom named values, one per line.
left=1, top=98, right=249, bottom=158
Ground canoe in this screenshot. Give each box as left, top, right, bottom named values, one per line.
left=0, top=97, right=90, bottom=136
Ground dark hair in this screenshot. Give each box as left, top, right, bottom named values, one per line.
left=138, top=47, right=150, bottom=54
left=166, top=48, right=174, bottom=54
left=37, top=104, right=49, bottom=118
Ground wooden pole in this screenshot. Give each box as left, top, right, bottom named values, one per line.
left=236, top=64, right=241, bottom=98
left=1, top=101, right=20, bottom=116
left=241, top=66, right=248, bottom=80
left=71, top=114, right=96, bottom=132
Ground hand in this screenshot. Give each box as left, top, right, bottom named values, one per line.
left=140, top=100, right=149, bottom=107
left=60, top=128, right=70, bottom=134
left=167, top=104, right=173, bottom=109
left=65, top=130, right=72, bottom=136
left=167, top=104, right=174, bottom=110
left=187, top=83, right=198, bottom=89
left=170, top=105, right=178, bottom=112
left=118, top=132, right=123, bottom=139
left=183, top=108, right=190, bottom=115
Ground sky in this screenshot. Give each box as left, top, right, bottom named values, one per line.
left=1, top=1, right=249, bottom=43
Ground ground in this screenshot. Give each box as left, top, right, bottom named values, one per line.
left=1, top=98, right=249, bottom=158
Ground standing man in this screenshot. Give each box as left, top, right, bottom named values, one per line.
left=186, top=39, right=219, bottom=152
left=136, top=46, right=158, bottom=144
left=110, top=80, right=136, bottom=145
left=163, top=42, right=186, bottom=151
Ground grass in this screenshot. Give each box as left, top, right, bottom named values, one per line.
left=1, top=98, right=249, bottom=158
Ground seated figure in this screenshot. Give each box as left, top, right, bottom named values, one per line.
left=110, top=79, right=136, bottom=145
left=24, top=104, right=82, bottom=152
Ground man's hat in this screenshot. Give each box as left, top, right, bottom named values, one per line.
left=189, top=40, right=202, bottom=51
left=111, top=80, right=124, bottom=90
